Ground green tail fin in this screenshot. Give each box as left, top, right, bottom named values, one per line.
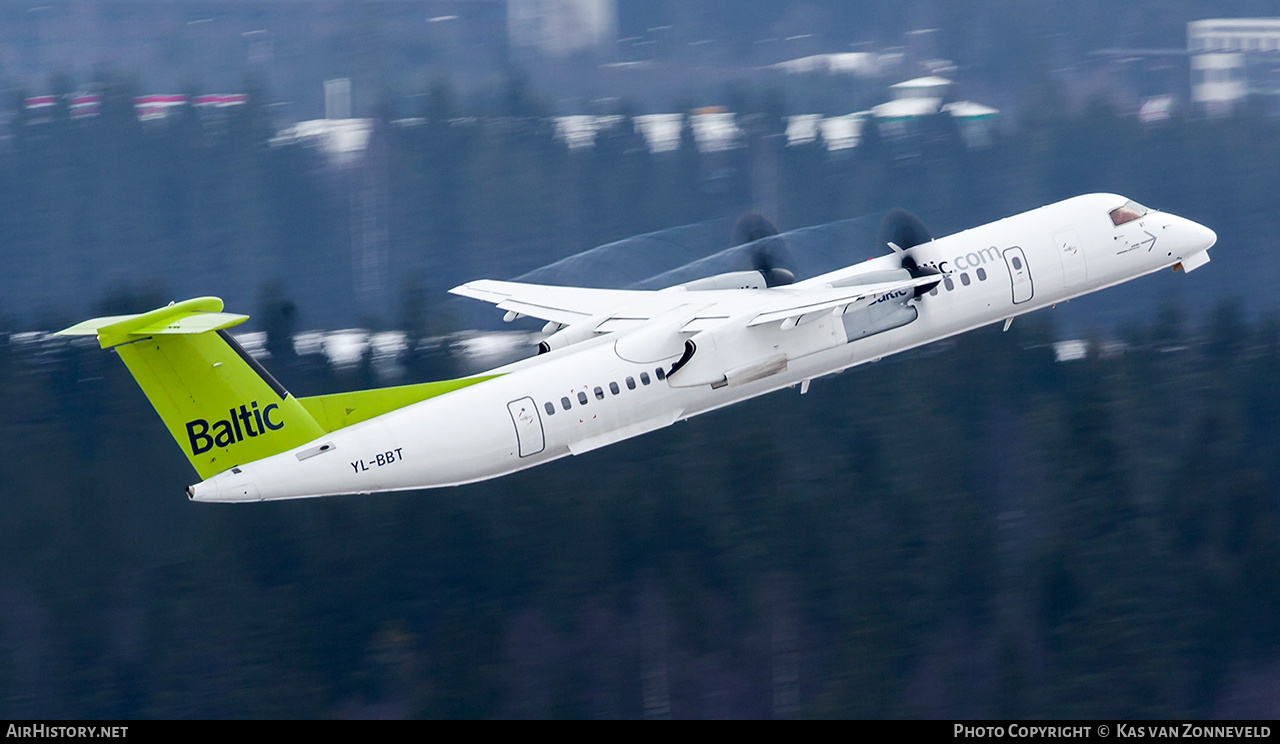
left=59, top=297, right=326, bottom=479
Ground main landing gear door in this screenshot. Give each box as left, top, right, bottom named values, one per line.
left=1003, top=246, right=1035, bottom=304
left=507, top=397, right=545, bottom=457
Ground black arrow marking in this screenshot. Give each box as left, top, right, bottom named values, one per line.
left=1140, top=231, right=1157, bottom=252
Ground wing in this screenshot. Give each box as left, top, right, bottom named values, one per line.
left=449, top=279, right=661, bottom=326
left=452, top=273, right=938, bottom=332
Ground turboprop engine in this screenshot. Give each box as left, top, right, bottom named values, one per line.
left=667, top=258, right=933, bottom=390
left=667, top=212, right=797, bottom=291
left=538, top=212, right=799, bottom=353
left=665, top=318, right=797, bottom=390
left=538, top=318, right=600, bottom=354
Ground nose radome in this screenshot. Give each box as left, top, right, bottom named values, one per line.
left=1165, top=216, right=1216, bottom=256
left=1190, top=221, right=1217, bottom=252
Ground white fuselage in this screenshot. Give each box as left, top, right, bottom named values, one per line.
left=189, top=194, right=1216, bottom=502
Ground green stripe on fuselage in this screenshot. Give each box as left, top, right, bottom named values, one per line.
left=299, top=375, right=500, bottom=432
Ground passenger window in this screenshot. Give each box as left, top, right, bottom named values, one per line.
left=594, top=386, right=605, bottom=400
left=626, top=376, right=636, bottom=390
left=640, top=372, right=651, bottom=385
left=944, top=277, right=955, bottom=291
left=655, top=367, right=666, bottom=381
left=976, top=267, right=986, bottom=281
left=577, top=391, right=588, bottom=405
left=929, top=286, right=938, bottom=296
left=960, top=273, right=971, bottom=286
left=609, top=381, right=620, bottom=395
left=544, top=402, right=555, bottom=415
left=561, top=396, right=571, bottom=410
left=1011, top=256, right=1022, bottom=270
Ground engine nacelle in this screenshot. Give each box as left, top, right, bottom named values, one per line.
left=538, top=322, right=599, bottom=354
left=668, top=307, right=844, bottom=389
left=827, top=267, right=920, bottom=341
left=667, top=277, right=922, bottom=387
left=614, top=316, right=687, bottom=364
left=841, top=301, right=917, bottom=342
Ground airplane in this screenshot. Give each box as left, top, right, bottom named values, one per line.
left=58, top=193, right=1216, bottom=503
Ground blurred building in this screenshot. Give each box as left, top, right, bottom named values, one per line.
left=1189, top=18, right=1280, bottom=113
left=325, top=78, right=352, bottom=121
left=0, top=1, right=510, bottom=119
left=869, top=77, right=999, bottom=147
left=22, top=91, right=242, bottom=124
left=508, top=0, right=616, bottom=57
left=134, top=95, right=187, bottom=122
left=772, top=53, right=881, bottom=77
left=1085, top=47, right=1186, bottom=113
left=783, top=114, right=863, bottom=150
left=271, top=78, right=387, bottom=320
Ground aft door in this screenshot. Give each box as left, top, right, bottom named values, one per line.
left=506, top=397, right=545, bottom=457
left=1003, top=246, right=1034, bottom=304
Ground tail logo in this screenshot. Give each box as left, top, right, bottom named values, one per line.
left=185, top=402, right=284, bottom=455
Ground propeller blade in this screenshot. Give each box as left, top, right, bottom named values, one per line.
left=881, top=209, right=942, bottom=297
left=878, top=208, right=933, bottom=252
left=734, top=212, right=796, bottom=287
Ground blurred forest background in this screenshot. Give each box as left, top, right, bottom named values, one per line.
left=5, top=295, right=1280, bottom=718
left=2, top=0, right=1280, bottom=720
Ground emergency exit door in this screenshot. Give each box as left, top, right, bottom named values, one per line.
left=507, top=397, right=545, bottom=457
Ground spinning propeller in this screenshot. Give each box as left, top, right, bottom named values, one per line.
left=733, top=212, right=796, bottom=288
left=878, top=208, right=943, bottom=298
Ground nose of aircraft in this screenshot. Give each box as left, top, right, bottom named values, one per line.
left=1163, top=215, right=1216, bottom=258
left=1163, top=215, right=1216, bottom=273
left=1188, top=220, right=1217, bottom=253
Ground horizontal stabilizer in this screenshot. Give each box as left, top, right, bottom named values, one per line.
left=56, top=297, right=248, bottom=348
left=133, top=312, right=250, bottom=336
left=58, top=315, right=137, bottom=336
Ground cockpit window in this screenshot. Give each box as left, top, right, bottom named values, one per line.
left=1109, top=200, right=1149, bottom=226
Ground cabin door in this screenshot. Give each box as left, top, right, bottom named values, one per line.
left=507, top=397, right=545, bottom=457
left=1003, top=246, right=1035, bottom=304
